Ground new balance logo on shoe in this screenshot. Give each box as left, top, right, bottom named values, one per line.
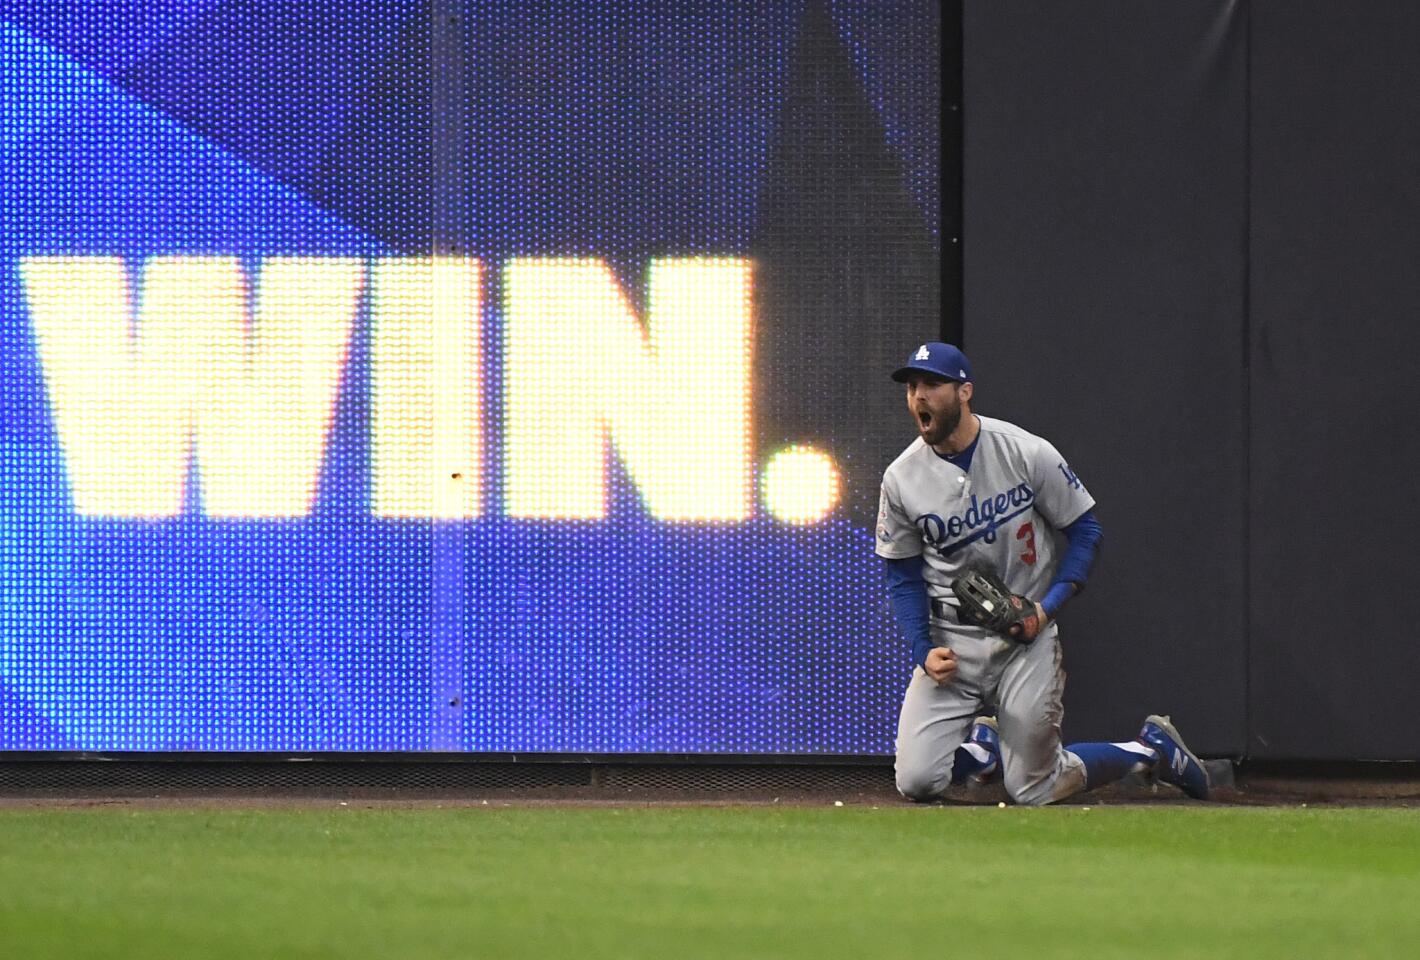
left=1171, top=750, right=1188, bottom=776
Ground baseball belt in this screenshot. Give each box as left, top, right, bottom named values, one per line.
left=929, top=598, right=962, bottom=622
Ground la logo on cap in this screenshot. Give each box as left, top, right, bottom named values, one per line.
left=914, top=344, right=931, bottom=360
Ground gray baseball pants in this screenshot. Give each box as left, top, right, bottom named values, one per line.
left=894, top=622, right=1086, bottom=806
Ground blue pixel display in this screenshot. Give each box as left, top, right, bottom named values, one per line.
left=0, top=1, right=942, bottom=752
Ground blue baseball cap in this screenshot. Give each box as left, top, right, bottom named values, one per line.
left=890, top=342, right=972, bottom=383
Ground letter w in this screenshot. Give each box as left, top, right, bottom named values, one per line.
left=22, top=256, right=362, bottom=517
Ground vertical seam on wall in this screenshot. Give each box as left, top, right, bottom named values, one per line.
left=430, top=1, right=467, bottom=751
left=947, top=0, right=964, bottom=345
left=1241, top=0, right=1254, bottom=761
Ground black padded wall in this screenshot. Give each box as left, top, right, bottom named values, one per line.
left=963, top=1, right=1249, bottom=754
left=964, top=0, right=1420, bottom=760
left=1247, top=0, right=1420, bottom=760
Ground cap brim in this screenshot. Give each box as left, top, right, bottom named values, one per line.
left=890, top=363, right=963, bottom=383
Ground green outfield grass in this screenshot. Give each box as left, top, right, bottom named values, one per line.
left=2, top=804, right=1418, bottom=959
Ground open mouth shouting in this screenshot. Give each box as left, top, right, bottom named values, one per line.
left=904, top=372, right=967, bottom=447
left=912, top=398, right=961, bottom=445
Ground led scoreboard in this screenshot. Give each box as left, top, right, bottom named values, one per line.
left=0, top=2, right=942, bottom=753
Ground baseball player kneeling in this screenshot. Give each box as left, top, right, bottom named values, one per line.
left=877, top=342, right=1209, bottom=805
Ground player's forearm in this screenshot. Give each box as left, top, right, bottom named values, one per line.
left=1041, top=581, right=1077, bottom=617
left=883, top=555, right=932, bottom=667
left=1042, top=510, right=1103, bottom=617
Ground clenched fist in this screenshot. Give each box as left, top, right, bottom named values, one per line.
left=924, top=647, right=958, bottom=686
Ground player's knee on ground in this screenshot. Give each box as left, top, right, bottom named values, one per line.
left=1005, top=781, right=1056, bottom=807
left=895, top=758, right=951, bottom=802
left=1003, top=767, right=1060, bottom=807
left=1004, top=753, right=1086, bottom=807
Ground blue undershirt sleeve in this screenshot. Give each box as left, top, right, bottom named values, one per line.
left=883, top=555, right=932, bottom=668
left=1042, top=510, right=1103, bottom=617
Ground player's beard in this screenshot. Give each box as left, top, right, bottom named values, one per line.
left=917, top=398, right=961, bottom=446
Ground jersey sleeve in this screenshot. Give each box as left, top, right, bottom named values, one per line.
left=874, top=473, right=923, bottom=559
left=1027, top=438, right=1096, bottom=530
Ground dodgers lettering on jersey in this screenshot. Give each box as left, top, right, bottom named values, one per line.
left=876, top=416, right=1095, bottom=614
left=913, top=482, right=1036, bottom=547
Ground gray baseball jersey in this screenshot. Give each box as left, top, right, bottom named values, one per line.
left=875, top=415, right=1095, bottom=610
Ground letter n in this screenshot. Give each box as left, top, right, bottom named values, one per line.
left=502, top=258, right=752, bottom=520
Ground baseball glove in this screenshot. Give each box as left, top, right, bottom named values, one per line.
left=951, top=566, right=1045, bottom=643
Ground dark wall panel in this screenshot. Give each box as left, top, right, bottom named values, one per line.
left=963, top=1, right=1248, bottom=753
left=1248, top=0, right=1420, bottom=759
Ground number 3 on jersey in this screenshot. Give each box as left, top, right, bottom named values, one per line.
left=1017, top=521, right=1037, bottom=565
